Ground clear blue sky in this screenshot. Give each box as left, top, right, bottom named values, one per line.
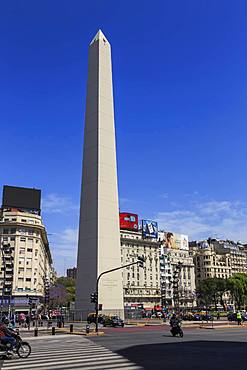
left=1, top=1, right=247, bottom=275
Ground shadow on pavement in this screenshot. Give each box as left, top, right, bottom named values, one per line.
left=116, top=341, right=247, bottom=370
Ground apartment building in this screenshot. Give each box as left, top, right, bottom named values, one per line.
left=190, top=239, right=247, bottom=285
left=159, top=232, right=196, bottom=308
left=120, top=229, right=161, bottom=309
left=0, top=186, right=54, bottom=312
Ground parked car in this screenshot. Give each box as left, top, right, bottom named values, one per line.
left=228, top=313, right=237, bottom=321
left=228, top=313, right=247, bottom=322
left=181, top=313, right=194, bottom=321
left=87, top=313, right=105, bottom=324
left=103, top=316, right=124, bottom=327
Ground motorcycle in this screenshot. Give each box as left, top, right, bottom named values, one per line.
left=170, top=321, right=184, bottom=337
left=0, top=331, right=31, bottom=359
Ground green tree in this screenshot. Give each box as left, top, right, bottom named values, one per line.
left=55, top=277, right=76, bottom=305
left=197, top=278, right=228, bottom=311
left=197, top=278, right=218, bottom=310
left=57, top=277, right=75, bottom=288
left=228, top=273, right=247, bottom=310
left=215, top=278, right=229, bottom=311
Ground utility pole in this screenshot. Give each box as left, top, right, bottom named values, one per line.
left=91, top=256, right=145, bottom=334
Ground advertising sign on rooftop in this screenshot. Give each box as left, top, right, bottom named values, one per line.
left=119, top=213, right=138, bottom=231
left=2, top=185, right=41, bottom=213
left=142, top=220, right=158, bottom=239
left=160, top=232, right=189, bottom=251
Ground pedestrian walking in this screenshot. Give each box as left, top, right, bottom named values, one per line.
left=217, top=312, right=220, bottom=320
left=236, top=311, right=242, bottom=325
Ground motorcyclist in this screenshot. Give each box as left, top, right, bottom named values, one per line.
left=170, top=313, right=180, bottom=327
left=0, top=318, right=17, bottom=349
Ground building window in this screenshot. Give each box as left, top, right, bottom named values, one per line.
left=10, top=237, right=15, bottom=241
left=27, top=249, right=33, bottom=253
left=26, top=278, right=31, bottom=282
left=12, top=218, right=17, bottom=221
left=10, top=228, right=16, bottom=234
left=3, top=229, right=8, bottom=234
left=20, top=237, right=26, bottom=242
left=21, top=219, right=27, bottom=223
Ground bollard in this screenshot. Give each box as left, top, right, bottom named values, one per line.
left=70, top=324, right=73, bottom=333
left=40, top=321, right=43, bottom=327
left=86, top=325, right=90, bottom=334
left=34, top=328, right=38, bottom=337
left=58, top=321, right=62, bottom=328
left=52, top=326, right=55, bottom=335
left=33, top=321, right=35, bottom=327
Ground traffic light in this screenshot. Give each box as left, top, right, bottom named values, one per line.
left=137, top=256, right=145, bottom=268
left=90, top=292, right=98, bottom=303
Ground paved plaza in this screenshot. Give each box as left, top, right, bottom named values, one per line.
left=0, top=327, right=247, bottom=369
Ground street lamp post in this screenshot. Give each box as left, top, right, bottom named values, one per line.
left=94, top=256, right=145, bottom=334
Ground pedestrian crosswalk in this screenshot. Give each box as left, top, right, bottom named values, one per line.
left=2, top=334, right=143, bottom=370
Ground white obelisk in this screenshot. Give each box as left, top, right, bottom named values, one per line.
left=75, top=30, right=124, bottom=318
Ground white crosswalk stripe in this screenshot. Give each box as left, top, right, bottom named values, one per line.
left=2, top=334, right=143, bottom=370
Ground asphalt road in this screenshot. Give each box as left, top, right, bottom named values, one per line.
left=89, top=326, right=247, bottom=370
left=0, top=325, right=246, bottom=369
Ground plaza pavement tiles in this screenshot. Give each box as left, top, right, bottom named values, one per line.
left=1, top=334, right=142, bottom=370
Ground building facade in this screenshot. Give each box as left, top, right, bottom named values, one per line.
left=190, top=239, right=247, bottom=285
left=67, top=267, right=77, bottom=280
left=0, top=208, right=53, bottom=312
left=159, top=234, right=196, bottom=309
left=120, top=230, right=161, bottom=309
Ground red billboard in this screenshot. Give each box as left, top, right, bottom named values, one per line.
left=119, top=213, right=138, bottom=231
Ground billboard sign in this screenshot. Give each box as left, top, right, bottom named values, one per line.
left=119, top=213, right=138, bottom=231
left=142, top=220, right=158, bottom=239
left=160, top=232, right=189, bottom=251
left=2, top=185, right=41, bottom=213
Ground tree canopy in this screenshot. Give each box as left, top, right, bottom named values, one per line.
left=197, top=278, right=229, bottom=311
left=49, top=276, right=76, bottom=308
left=228, top=273, right=247, bottom=310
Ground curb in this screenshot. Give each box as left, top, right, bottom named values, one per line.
left=199, top=325, right=247, bottom=330
left=65, top=331, right=105, bottom=336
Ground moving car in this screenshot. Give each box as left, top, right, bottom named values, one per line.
left=103, top=316, right=124, bottom=327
